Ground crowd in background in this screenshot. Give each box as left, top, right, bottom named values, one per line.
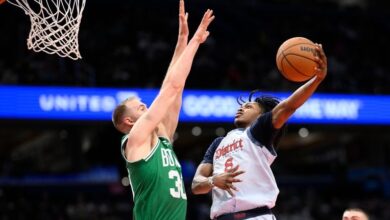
left=0, top=0, right=390, bottom=219
left=1, top=184, right=390, bottom=220
left=0, top=0, right=389, bottom=94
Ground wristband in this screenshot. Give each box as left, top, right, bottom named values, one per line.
left=208, top=176, right=214, bottom=187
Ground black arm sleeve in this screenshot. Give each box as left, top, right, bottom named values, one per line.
left=248, top=111, right=279, bottom=155
left=200, top=137, right=223, bottom=164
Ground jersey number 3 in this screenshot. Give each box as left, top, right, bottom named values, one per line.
left=168, top=170, right=187, bottom=199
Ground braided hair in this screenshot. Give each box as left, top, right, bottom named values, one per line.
left=237, top=90, right=287, bottom=148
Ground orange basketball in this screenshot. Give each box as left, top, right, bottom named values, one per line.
left=276, top=37, right=318, bottom=82
left=0, top=0, right=6, bottom=5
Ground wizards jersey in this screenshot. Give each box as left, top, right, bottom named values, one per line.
left=202, top=112, right=280, bottom=219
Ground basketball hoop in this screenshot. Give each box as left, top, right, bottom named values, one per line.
left=8, top=0, right=86, bottom=60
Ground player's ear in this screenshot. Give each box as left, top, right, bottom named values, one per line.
left=123, top=116, right=135, bottom=126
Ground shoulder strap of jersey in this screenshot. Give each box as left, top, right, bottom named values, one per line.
left=120, top=135, right=129, bottom=162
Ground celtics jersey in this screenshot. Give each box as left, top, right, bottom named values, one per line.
left=121, top=135, right=187, bottom=220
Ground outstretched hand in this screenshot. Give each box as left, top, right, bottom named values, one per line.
left=168, top=0, right=189, bottom=72
left=178, top=0, right=189, bottom=42
left=212, top=165, right=244, bottom=197
left=314, top=43, right=327, bottom=80
left=191, top=9, right=215, bottom=44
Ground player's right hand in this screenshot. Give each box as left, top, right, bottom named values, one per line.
left=212, top=165, right=245, bottom=197
left=314, top=43, right=327, bottom=80
left=178, top=0, right=189, bottom=42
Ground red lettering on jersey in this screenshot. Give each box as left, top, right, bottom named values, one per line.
left=224, top=157, right=233, bottom=172
left=215, top=139, right=244, bottom=159
left=238, top=139, right=243, bottom=150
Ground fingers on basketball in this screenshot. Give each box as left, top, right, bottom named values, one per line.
left=276, top=37, right=319, bottom=82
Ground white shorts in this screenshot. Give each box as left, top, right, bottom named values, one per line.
left=246, top=214, right=277, bottom=220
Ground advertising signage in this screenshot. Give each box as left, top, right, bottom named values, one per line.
left=0, top=86, right=389, bottom=124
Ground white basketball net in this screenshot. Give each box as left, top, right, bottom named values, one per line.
left=8, top=0, right=86, bottom=60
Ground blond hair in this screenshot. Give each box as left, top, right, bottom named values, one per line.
left=344, top=208, right=369, bottom=220
left=112, top=96, right=138, bottom=133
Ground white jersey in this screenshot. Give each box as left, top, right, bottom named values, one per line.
left=207, top=112, right=280, bottom=219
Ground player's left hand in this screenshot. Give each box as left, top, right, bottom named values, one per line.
left=314, top=43, right=327, bottom=80
left=191, top=9, right=215, bottom=44
left=212, top=165, right=244, bottom=197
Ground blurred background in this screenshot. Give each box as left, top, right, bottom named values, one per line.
left=1, top=0, right=390, bottom=219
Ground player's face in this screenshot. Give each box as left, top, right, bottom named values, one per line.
left=125, top=98, right=148, bottom=122
left=342, top=211, right=368, bottom=220
left=234, top=102, right=262, bottom=128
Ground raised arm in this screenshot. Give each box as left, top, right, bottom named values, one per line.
left=166, top=0, right=189, bottom=73
left=160, top=0, right=189, bottom=141
left=272, top=43, right=327, bottom=129
left=127, top=9, right=215, bottom=147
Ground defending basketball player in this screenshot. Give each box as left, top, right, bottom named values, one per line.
left=191, top=43, right=327, bottom=220
left=112, top=1, right=214, bottom=219
left=342, top=208, right=370, bottom=220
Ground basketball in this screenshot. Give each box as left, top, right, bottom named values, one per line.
left=0, top=0, right=6, bottom=5
left=276, top=37, right=318, bottom=82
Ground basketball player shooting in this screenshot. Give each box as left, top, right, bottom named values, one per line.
left=112, top=1, right=214, bottom=219
left=191, top=43, right=327, bottom=220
